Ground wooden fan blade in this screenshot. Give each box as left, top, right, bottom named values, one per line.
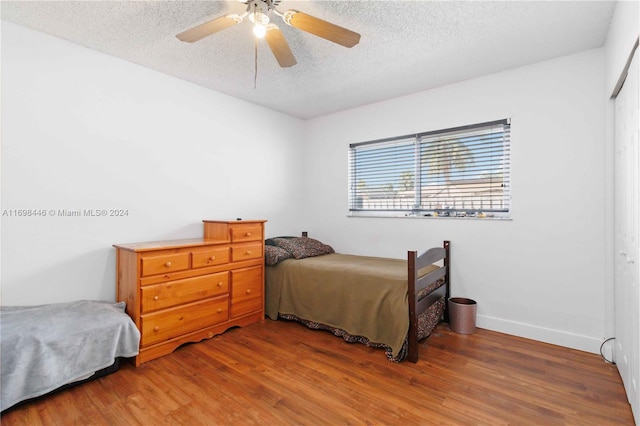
left=285, top=10, right=360, bottom=48
left=176, top=14, right=241, bottom=43
left=265, top=26, right=297, bottom=68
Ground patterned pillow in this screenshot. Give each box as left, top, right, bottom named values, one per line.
left=265, top=245, right=294, bottom=266
left=273, top=237, right=335, bottom=259
left=265, top=236, right=297, bottom=246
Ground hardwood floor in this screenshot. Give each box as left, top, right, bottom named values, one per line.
left=2, top=320, right=634, bottom=425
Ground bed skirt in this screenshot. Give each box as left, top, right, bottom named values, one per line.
left=278, top=295, right=445, bottom=362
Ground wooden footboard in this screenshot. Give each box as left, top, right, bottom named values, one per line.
left=407, top=240, right=450, bottom=363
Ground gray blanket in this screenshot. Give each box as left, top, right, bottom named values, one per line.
left=1, top=300, right=140, bottom=411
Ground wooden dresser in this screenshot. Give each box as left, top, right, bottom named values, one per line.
left=114, top=219, right=266, bottom=365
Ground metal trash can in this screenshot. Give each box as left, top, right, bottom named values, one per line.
left=448, top=297, right=477, bottom=334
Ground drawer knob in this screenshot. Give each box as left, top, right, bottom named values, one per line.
left=245, top=232, right=252, bottom=237
left=209, top=256, right=216, bottom=261
left=164, top=261, right=172, bottom=268
left=153, top=296, right=159, bottom=301
left=217, top=308, right=222, bottom=313
left=217, top=282, right=223, bottom=287
left=246, top=289, right=251, bottom=294
left=246, top=251, right=252, bottom=255
left=153, top=326, right=159, bottom=332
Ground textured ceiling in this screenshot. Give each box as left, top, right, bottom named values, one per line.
left=1, top=1, right=615, bottom=119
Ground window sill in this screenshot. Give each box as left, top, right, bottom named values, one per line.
left=347, top=213, right=513, bottom=221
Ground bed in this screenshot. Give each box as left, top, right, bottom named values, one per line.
left=264, top=236, right=450, bottom=362
left=0, top=300, right=140, bottom=412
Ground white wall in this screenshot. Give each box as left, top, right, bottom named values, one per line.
left=0, top=21, right=306, bottom=305
left=303, top=49, right=607, bottom=353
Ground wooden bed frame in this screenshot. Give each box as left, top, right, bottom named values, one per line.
left=407, top=240, right=450, bottom=363
left=292, top=234, right=450, bottom=363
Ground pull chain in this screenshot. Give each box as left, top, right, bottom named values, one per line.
left=254, top=38, right=258, bottom=89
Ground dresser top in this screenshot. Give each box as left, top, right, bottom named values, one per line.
left=115, top=220, right=267, bottom=252
left=202, top=219, right=267, bottom=224
left=113, top=238, right=224, bottom=252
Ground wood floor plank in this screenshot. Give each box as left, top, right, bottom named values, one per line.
left=1, top=321, right=634, bottom=425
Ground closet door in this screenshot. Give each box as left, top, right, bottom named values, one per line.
left=614, top=47, right=639, bottom=422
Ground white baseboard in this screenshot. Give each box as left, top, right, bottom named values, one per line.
left=477, top=314, right=607, bottom=355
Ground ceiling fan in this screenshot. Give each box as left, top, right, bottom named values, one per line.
left=176, top=0, right=361, bottom=68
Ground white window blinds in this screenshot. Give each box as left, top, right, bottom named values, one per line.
left=349, top=119, right=511, bottom=217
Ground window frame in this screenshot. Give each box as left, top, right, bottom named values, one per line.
left=348, top=119, right=511, bottom=219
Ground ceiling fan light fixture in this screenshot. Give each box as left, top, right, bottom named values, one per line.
left=253, top=22, right=268, bottom=38
left=248, top=10, right=269, bottom=25
left=248, top=2, right=270, bottom=39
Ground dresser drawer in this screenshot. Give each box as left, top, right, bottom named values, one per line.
left=231, top=266, right=263, bottom=318
left=191, top=247, right=230, bottom=268
left=231, top=242, right=263, bottom=262
left=141, top=297, right=229, bottom=346
left=140, top=272, right=229, bottom=313
left=230, top=224, right=262, bottom=243
left=141, top=253, right=190, bottom=277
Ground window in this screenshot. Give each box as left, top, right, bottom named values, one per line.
left=348, top=119, right=511, bottom=218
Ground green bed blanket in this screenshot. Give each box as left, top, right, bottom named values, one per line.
left=265, top=253, right=436, bottom=359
